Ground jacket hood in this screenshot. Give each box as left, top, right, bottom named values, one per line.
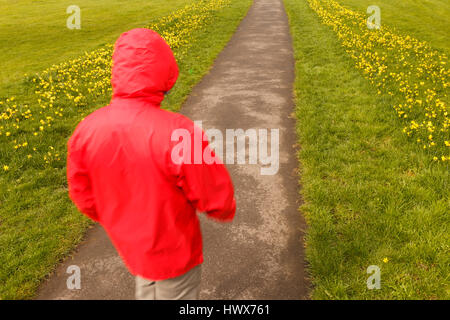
left=111, top=28, right=179, bottom=105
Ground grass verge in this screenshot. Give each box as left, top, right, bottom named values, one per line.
left=338, top=0, right=449, bottom=52
left=0, top=0, right=192, bottom=90
left=284, top=0, right=449, bottom=299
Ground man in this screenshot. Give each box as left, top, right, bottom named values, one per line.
left=67, top=28, right=236, bottom=300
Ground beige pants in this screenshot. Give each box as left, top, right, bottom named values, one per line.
left=135, top=265, right=202, bottom=300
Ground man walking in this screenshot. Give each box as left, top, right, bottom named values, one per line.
left=67, top=28, right=236, bottom=300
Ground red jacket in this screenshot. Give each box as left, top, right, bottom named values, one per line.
left=67, top=28, right=236, bottom=280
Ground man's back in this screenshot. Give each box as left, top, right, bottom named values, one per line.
left=67, top=29, right=236, bottom=283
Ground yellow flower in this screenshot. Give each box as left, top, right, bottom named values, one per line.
left=306, top=0, right=449, bottom=162
left=3, top=165, right=9, bottom=171
left=383, top=257, right=389, bottom=263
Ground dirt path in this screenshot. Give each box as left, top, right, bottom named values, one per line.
left=36, top=0, right=308, bottom=300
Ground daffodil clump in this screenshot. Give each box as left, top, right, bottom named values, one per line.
left=307, top=0, right=449, bottom=162
left=149, top=0, right=230, bottom=58
left=0, top=0, right=231, bottom=172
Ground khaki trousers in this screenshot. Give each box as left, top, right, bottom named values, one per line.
left=135, top=265, right=202, bottom=300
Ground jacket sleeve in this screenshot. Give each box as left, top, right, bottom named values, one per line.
left=67, top=130, right=99, bottom=222
left=173, top=124, right=236, bottom=222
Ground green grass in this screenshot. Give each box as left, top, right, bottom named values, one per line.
left=0, top=0, right=252, bottom=299
left=0, top=0, right=191, bottom=90
left=284, top=0, right=449, bottom=299
left=339, top=0, right=450, bottom=52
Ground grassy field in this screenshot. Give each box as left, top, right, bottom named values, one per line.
left=339, top=0, right=450, bottom=52
left=0, top=0, right=192, bottom=89
left=284, top=0, right=449, bottom=299
left=0, top=0, right=252, bottom=299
